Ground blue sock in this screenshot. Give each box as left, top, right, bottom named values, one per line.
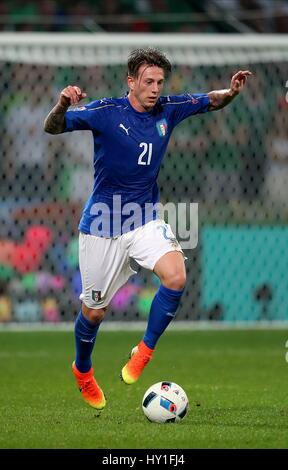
left=74, top=310, right=101, bottom=373
left=143, top=284, right=184, bottom=349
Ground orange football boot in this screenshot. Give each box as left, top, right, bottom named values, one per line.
left=121, top=340, right=154, bottom=384
left=72, top=361, right=106, bottom=409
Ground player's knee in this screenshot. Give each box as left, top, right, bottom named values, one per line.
left=82, top=304, right=107, bottom=324
left=162, top=271, right=186, bottom=291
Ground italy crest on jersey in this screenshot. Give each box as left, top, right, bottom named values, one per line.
left=156, top=118, right=168, bottom=137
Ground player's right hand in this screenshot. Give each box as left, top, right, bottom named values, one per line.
left=59, top=85, right=87, bottom=107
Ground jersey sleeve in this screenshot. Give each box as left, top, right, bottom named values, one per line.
left=166, top=93, right=210, bottom=127
left=64, top=100, right=109, bottom=133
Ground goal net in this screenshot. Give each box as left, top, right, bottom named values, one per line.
left=0, top=33, right=287, bottom=324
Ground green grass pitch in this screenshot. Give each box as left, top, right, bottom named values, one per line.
left=0, top=329, right=288, bottom=449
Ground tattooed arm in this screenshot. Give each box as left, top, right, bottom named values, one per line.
left=44, top=85, right=87, bottom=134
left=208, top=70, right=252, bottom=111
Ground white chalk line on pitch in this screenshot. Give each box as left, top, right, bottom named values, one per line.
left=0, top=320, right=288, bottom=332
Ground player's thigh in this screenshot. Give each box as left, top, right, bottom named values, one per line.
left=129, top=219, right=184, bottom=272
left=79, top=232, right=136, bottom=309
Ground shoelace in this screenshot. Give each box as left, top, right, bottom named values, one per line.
left=80, top=377, right=102, bottom=398
left=130, top=351, right=151, bottom=372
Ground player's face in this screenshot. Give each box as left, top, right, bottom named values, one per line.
left=128, top=64, right=165, bottom=112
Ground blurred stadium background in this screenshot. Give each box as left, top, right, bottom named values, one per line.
left=0, top=0, right=288, bottom=326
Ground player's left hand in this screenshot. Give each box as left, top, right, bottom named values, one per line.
left=230, top=70, right=252, bottom=96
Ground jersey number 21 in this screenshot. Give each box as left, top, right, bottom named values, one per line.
left=138, top=142, right=153, bottom=166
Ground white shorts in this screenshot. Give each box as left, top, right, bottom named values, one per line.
left=79, top=219, right=183, bottom=309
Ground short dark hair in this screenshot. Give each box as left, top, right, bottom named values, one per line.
left=127, top=48, right=172, bottom=78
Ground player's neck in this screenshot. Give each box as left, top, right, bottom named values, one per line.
left=127, top=93, right=153, bottom=113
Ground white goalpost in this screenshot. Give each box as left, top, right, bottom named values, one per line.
left=0, top=32, right=288, bottom=65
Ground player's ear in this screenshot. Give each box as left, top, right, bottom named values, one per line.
left=127, top=75, right=134, bottom=91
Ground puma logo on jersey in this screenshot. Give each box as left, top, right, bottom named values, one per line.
left=119, top=123, right=130, bottom=135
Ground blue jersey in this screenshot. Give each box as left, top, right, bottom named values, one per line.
left=64, top=93, right=210, bottom=237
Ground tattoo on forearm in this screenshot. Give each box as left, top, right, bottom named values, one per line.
left=44, top=103, right=68, bottom=134
left=208, top=89, right=234, bottom=111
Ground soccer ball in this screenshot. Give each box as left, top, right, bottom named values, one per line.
left=142, top=381, right=189, bottom=423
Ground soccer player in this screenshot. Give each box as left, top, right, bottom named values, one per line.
left=44, top=48, right=251, bottom=410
